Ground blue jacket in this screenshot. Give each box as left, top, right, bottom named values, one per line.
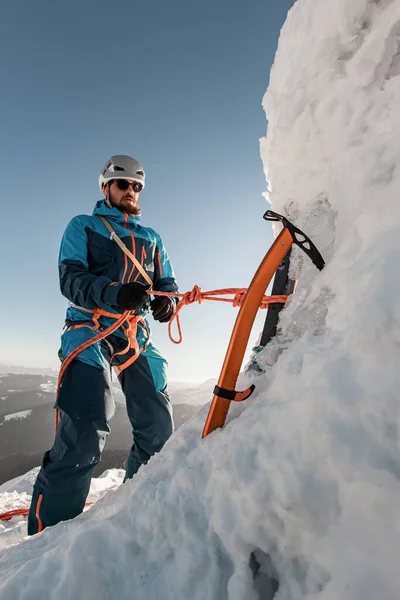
left=59, top=200, right=178, bottom=347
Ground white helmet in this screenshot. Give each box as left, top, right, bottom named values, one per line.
left=99, top=155, right=145, bottom=192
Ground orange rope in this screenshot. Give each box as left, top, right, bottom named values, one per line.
left=0, top=286, right=286, bottom=523
left=0, top=502, right=95, bottom=522
left=150, top=286, right=288, bottom=344
left=0, top=508, right=29, bottom=521
left=55, top=287, right=286, bottom=428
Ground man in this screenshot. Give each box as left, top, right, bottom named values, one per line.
left=28, top=155, right=178, bottom=535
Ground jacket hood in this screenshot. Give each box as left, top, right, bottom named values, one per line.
left=92, top=199, right=141, bottom=225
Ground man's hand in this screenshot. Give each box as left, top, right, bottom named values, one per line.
left=150, top=296, right=175, bottom=323
left=117, top=282, right=149, bottom=311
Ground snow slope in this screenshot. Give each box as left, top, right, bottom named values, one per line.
left=2, top=410, right=32, bottom=423
left=0, top=469, right=124, bottom=550
left=0, top=0, right=400, bottom=598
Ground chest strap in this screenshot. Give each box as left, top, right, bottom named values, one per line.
left=99, top=216, right=153, bottom=287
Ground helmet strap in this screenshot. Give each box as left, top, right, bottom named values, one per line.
left=104, top=187, right=113, bottom=208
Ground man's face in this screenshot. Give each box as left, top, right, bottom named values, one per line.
left=106, top=179, right=141, bottom=215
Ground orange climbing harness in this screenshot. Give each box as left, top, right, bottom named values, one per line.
left=54, top=308, right=151, bottom=430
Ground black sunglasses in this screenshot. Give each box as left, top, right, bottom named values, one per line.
left=111, top=179, right=143, bottom=193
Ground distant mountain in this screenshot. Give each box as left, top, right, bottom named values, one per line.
left=0, top=364, right=58, bottom=376
left=0, top=372, right=204, bottom=485
left=0, top=370, right=214, bottom=406
left=166, top=378, right=217, bottom=405
left=0, top=373, right=57, bottom=414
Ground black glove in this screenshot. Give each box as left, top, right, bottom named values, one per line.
left=117, top=282, right=149, bottom=311
left=150, top=296, right=175, bottom=323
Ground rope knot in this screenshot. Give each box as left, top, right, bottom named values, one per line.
left=259, top=294, right=288, bottom=309
left=183, top=285, right=203, bottom=305
left=232, top=289, right=247, bottom=307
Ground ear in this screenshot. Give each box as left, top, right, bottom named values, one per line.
left=103, top=184, right=113, bottom=208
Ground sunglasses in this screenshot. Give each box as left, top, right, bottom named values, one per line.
left=111, top=179, right=143, bottom=193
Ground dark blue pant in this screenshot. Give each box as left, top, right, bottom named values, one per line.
left=28, top=340, right=174, bottom=535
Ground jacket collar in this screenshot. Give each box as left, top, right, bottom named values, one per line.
left=92, top=199, right=141, bottom=226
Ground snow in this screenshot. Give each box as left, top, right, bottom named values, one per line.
left=0, top=0, right=400, bottom=598
left=0, top=469, right=125, bottom=549
left=2, top=410, right=32, bottom=423
left=0, top=469, right=39, bottom=496
left=39, top=381, right=57, bottom=393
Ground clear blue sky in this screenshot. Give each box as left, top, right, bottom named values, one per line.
left=0, top=0, right=294, bottom=381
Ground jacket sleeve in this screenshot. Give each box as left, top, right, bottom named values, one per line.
left=152, top=231, right=179, bottom=303
left=58, top=216, right=122, bottom=310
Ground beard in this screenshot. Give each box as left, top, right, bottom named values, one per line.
left=109, top=191, right=140, bottom=215
left=120, top=197, right=140, bottom=215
